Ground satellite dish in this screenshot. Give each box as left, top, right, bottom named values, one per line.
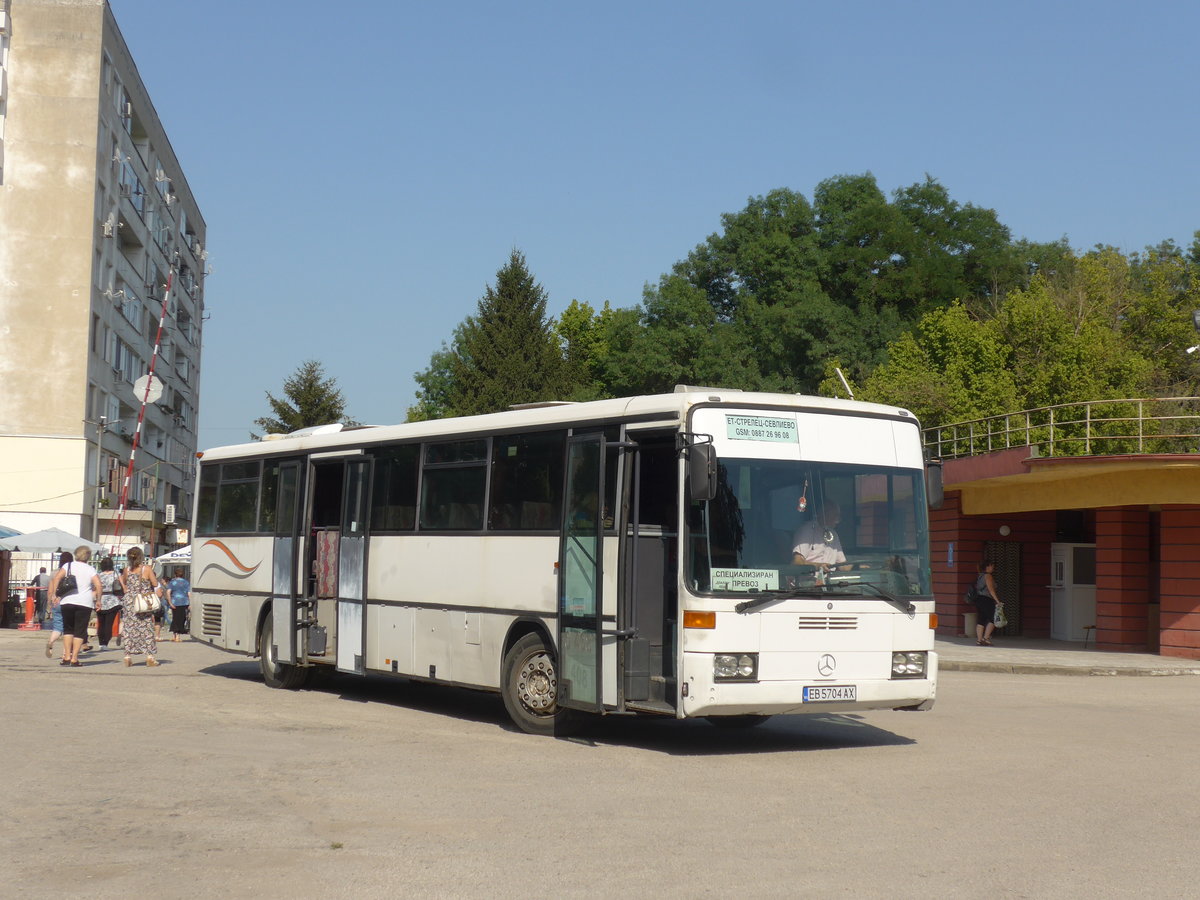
left=132, top=373, right=164, bottom=405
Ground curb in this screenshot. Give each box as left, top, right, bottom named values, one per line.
left=942, top=661, right=1200, bottom=677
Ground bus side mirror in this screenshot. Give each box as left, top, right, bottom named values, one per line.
left=688, top=443, right=717, bottom=503
left=926, top=459, right=944, bottom=510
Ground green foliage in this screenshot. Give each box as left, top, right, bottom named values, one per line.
left=617, top=174, right=1040, bottom=397
left=410, top=250, right=568, bottom=419
left=253, top=360, right=356, bottom=438
left=861, top=303, right=1017, bottom=426
left=554, top=299, right=623, bottom=402
left=406, top=173, right=1200, bottom=444
left=860, top=244, right=1200, bottom=433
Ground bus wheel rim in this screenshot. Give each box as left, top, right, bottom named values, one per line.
left=516, top=651, right=557, bottom=714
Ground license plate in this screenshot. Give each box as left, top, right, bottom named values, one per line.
left=803, top=685, right=856, bottom=702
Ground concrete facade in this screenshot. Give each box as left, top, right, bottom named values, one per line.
left=0, top=0, right=204, bottom=556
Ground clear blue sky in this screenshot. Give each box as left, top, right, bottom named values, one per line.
left=108, top=0, right=1200, bottom=450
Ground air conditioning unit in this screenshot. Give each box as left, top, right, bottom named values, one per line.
left=1, top=10, right=9, bottom=35
left=102, top=219, right=115, bottom=237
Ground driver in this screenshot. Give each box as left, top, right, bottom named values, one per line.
left=792, top=500, right=846, bottom=568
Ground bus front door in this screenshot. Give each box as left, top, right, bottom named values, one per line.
left=557, top=433, right=605, bottom=712
left=336, top=459, right=372, bottom=675
left=271, top=460, right=303, bottom=665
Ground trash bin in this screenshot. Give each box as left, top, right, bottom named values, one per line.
left=4, top=593, right=23, bottom=628
left=963, top=611, right=977, bottom=636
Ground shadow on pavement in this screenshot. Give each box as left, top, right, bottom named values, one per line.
left=199, top=661, right=917, bottom=754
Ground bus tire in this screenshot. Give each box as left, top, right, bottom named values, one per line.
left=705, top=715, right=771, bottom=729
left=258, top=614, right=308, bottom=690
left=501, top=632, right=576, bottom=736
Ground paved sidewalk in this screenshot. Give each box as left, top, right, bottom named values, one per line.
left=937, top=634, right=1200, bottom=676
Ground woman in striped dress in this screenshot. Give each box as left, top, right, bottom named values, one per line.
left=120, top=546, right=161, bottom=667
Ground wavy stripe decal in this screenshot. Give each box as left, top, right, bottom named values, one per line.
left=200, top=539, right=262, bottom=581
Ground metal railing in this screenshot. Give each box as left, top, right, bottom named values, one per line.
left=923, top=397, right=1200, bottom=460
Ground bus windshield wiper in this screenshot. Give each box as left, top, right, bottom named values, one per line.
left=734, top=587, right=832, bottom=614
left=826, top=581, right=916, bottom=614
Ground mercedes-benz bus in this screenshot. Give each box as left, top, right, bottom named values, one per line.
left=191, top=387, right=941, bottom=734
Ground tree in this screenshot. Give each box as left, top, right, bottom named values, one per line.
left=410, top=250, right=568, bottom=419
left=253, top=360, right=356, bottom=437
left=554, top=299, right=624, bottom=402
left=407, top=329, right=465, bottom=422
left=614, top=174, right=1038, bottom=397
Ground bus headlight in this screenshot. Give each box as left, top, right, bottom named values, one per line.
left=714, top=653, right=758, bottom=681
left=891, top=651, right=927, bottom=679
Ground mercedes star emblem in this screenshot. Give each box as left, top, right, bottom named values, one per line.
left=817, top=654, right=836, bottom=677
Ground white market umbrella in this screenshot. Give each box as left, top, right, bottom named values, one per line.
left=0, top=526, right=103, bottom=555
left=155, top=545, right=191, bottom=563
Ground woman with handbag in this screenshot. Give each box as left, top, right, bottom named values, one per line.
left=42, top=551, right=72, bottom=661
left=119, top=546, right=161, bottom=668
left=49, top=546, right=102, bottom=667
left=972, top=559, right=1003, bottom=646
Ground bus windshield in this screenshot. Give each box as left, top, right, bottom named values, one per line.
left=687, top=457, right=931, bottom=597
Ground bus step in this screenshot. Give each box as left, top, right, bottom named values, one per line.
left=624, top=700, right=675, bottom=716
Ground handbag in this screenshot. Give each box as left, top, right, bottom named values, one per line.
left=993, top=602, right=1008, bottom=629
left=55, top=563, right=78, bottom=599
left=133, top=591, right=161, bottom=615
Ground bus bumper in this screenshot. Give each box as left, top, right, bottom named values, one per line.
left=679, top=651, right=938, bottom=718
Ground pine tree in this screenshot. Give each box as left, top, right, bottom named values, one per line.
left=253, top=360, right=356, bottom=437
left=416, top=250, right=567, bottom=418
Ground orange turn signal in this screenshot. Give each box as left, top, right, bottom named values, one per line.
left=929, top=613, right=939, bottom=630
left=683, top=610, right=716, bottom=629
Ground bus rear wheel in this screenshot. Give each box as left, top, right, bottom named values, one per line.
left=501, top=632, right=576, bottom=736
left=259, top=613, right=308, bottom=690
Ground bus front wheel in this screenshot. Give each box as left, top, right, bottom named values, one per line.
left=258, top=614, right=308, bottom=690
left=501, top=632, right=576, bottom=736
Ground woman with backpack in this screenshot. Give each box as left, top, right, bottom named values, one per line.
left=972, top=560, right=1002, bottom=646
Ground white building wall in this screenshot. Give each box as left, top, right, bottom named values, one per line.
left=0, top=0, right=205, bottom=554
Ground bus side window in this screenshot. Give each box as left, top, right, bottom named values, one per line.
left=420, top=439, right=487, bottom=531
left=371, top=444, right=419, bottom=531
left=488, top=431, right=565, bottom=531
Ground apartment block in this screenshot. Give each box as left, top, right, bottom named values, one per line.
left=0, top=0, right=205, bottom=555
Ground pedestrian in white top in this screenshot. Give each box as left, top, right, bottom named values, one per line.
left=48, top=546, right=101, bottom=667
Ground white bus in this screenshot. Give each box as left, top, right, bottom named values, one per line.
left=191, top=387, right=941, bottom=734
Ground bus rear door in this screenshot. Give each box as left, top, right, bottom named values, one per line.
left=336, top=458, right=373, bottom=674
left=270, top=460, right=303, bottom=665
left=557, top=433, right=606, bottom=712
